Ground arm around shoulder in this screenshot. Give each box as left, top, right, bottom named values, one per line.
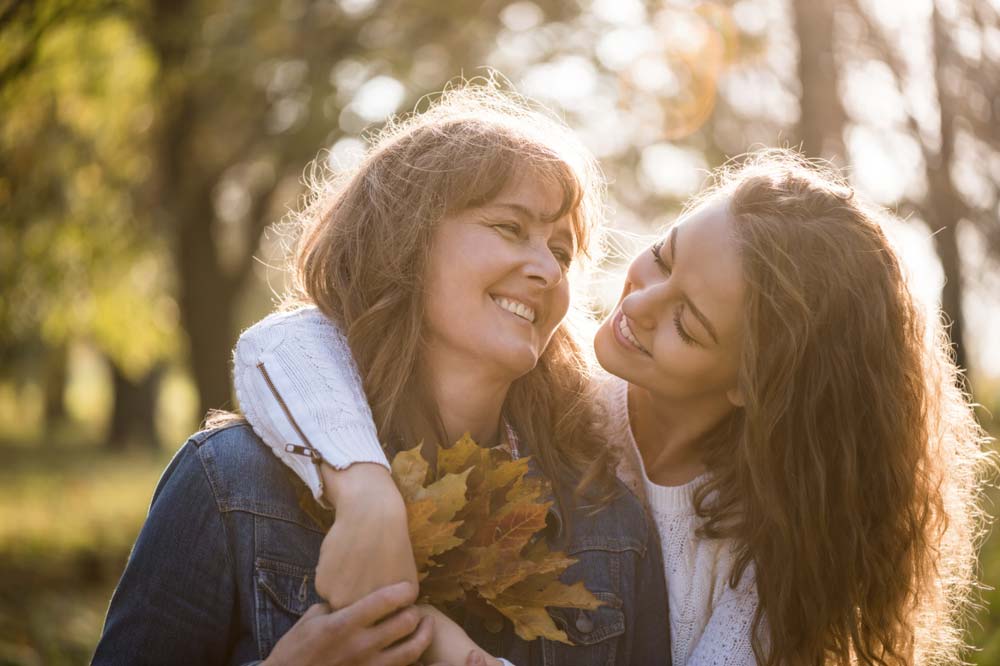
left=232, top=306, right=389, bottom=504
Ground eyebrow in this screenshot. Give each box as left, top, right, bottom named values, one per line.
left=669, top=226, right=720, bottom=345
left=489, top=202, right=576, bottom=247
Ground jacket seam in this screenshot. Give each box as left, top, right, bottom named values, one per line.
left=189, top=421, right=249, bottom=448
left=219, top=505, right=327, bottom=535
left=195, top=446, right=238, bottom=602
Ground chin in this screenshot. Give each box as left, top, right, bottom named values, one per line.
left=489, top=344, right=541, bottom=380
left=593, top=325, right=646, bottom=388
left=592, top=323, right=617, bottom=372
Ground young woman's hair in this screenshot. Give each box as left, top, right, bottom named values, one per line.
left=691, top=150, right=993, bottom=665
left=291, top=80, right=618, bottom=501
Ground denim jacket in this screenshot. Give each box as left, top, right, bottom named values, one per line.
left=92, top=423, right=670, bottom=665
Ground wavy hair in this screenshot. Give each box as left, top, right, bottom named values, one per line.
left=291, top=81, right=618, bottom=502
left=692, top=151, right=993, bottom=665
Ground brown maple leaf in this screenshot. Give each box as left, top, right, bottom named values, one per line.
left=391, top=436, right=604, bottom=644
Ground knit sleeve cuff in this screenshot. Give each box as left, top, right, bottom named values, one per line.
left=232, top=307, right=389, bottom=506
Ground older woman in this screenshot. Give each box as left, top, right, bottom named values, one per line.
left=93, top=84, right=669, bottom=666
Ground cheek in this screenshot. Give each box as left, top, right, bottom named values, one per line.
left=543, top=284, right=571, bottom=336
left=651, top=331, right=709, bottom=376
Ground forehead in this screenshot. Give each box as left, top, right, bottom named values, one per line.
left=489, top=170, right=568, bottom=216
left=671, top=199, right=745, bottom=337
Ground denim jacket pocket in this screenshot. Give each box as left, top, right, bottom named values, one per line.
left=254, top=558, right=323, bottom=658
left=545, top=591, right=625, bottom=665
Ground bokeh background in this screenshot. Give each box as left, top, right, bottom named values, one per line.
left=2, top=0, right=999, bottom=663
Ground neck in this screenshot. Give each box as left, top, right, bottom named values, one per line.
left=418, top=355, right=511, bottom=449
left=627, top=383, right=734, bottom=486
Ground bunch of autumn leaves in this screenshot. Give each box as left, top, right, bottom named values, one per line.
left=392, top=435, right=601, bottom=643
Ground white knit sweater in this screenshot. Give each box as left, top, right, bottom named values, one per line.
left=232, top=307, right=760, bottom=664
left=599, top=375, right=760, bottom=665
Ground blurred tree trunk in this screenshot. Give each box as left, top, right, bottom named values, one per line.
left=42, top=343, right=68, bottom=439
left=925, top=1, right=968, bottom=373
left=163, top=92, right=240, bottom=421
left=846, top=0, right=972, bottom=374
left=143, top=0, right=240, bottom=421
left=792, top=0, right=846, bottom=161
left=107, top=362, right=162, bottom=450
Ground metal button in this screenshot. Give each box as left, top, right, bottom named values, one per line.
left=575, top=613, right=594, bottom=634
left=485, top=617, right=504, bottom=634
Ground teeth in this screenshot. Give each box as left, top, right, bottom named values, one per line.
left=619, top=313, right=646, bottom=352
left=493, top=296, right=536, bottom=323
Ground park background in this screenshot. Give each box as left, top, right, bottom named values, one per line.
left=2, top=0, right=999, bottom=663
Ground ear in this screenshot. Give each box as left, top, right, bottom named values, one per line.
left=726, top=385, right=745, bottom=408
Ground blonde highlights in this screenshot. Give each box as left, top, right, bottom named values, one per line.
left=694, top=151, right=993, bottom=665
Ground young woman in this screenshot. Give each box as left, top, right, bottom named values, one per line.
left=235, top=151, right=991, bottom=665
left=94, top=84, right=669, bottom=666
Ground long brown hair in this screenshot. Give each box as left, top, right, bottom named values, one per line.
left=692, top=151, right=993, bottom=665
left=292, top=81, right=617, bottom=500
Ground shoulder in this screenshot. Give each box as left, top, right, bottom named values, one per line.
left=234, top=305, right=344, bottom=361
left=186, top=423, right=328, bottom=531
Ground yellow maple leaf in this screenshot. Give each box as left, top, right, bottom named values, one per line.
left=391, top=436, right=602, bottom=645
left=406, top=498, right=464, bottom=572
left=391, top=444, right=430, bottom=501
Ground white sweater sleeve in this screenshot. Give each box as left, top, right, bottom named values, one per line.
left=686, top=572, right=761, bottom=666
left=232, top=306, right=388, bottom=505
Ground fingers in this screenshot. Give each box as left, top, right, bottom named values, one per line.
left=335, top=580, right=419, bottom=628
left=372, top=614, right=435, bottom=666
left=368, top=605, right=422, bottom=651
left=301, top=602, right=331, bottom=620
left=466, top=650, right=488, bottom=666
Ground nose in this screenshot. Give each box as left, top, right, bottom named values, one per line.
left=524, top=241, right=564, bottom=289
left=622, top=267, right=671, bottom=331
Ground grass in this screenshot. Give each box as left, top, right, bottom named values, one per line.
left=0, top=443, right=172, bottom=666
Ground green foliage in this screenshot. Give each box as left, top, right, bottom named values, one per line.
left=1, top=11, right=175, bottom=379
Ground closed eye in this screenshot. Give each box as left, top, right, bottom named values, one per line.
left=493, top=222, right=522, bottom=237
left=651, top=239, right=670, bottom=274
left=674, top=306, right=699, bottom=347
left=551, top=246, right=573, bottom=268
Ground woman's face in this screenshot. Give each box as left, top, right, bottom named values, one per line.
left=422, top=172, right=575, bottom=383
left=594, top=198, right=746, bottom=408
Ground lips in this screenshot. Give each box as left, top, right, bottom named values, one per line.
left=612, top=309, right=649, bottom=354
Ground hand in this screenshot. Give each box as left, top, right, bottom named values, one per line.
left=315, top=463, right=418, bottom=609
left=262, top=581, right=431, bottom=666
left=417, top=605, right=504, bottom=666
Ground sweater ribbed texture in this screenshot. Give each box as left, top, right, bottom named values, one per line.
left=232, top=307, right=389, bottom=506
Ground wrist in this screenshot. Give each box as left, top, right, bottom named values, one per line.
left=321, top=462, right=400, bottom=510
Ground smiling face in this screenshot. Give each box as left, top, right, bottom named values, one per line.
left=594, top=197, right=746, bottom=408
left=422, top=171, right=575, bottom=384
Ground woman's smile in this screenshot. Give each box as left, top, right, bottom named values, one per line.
left=421, top=173, right=573, bottom=383
left=612, top=308, right=650, bottom=355
left=491, top=295, right=537, bottom=324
